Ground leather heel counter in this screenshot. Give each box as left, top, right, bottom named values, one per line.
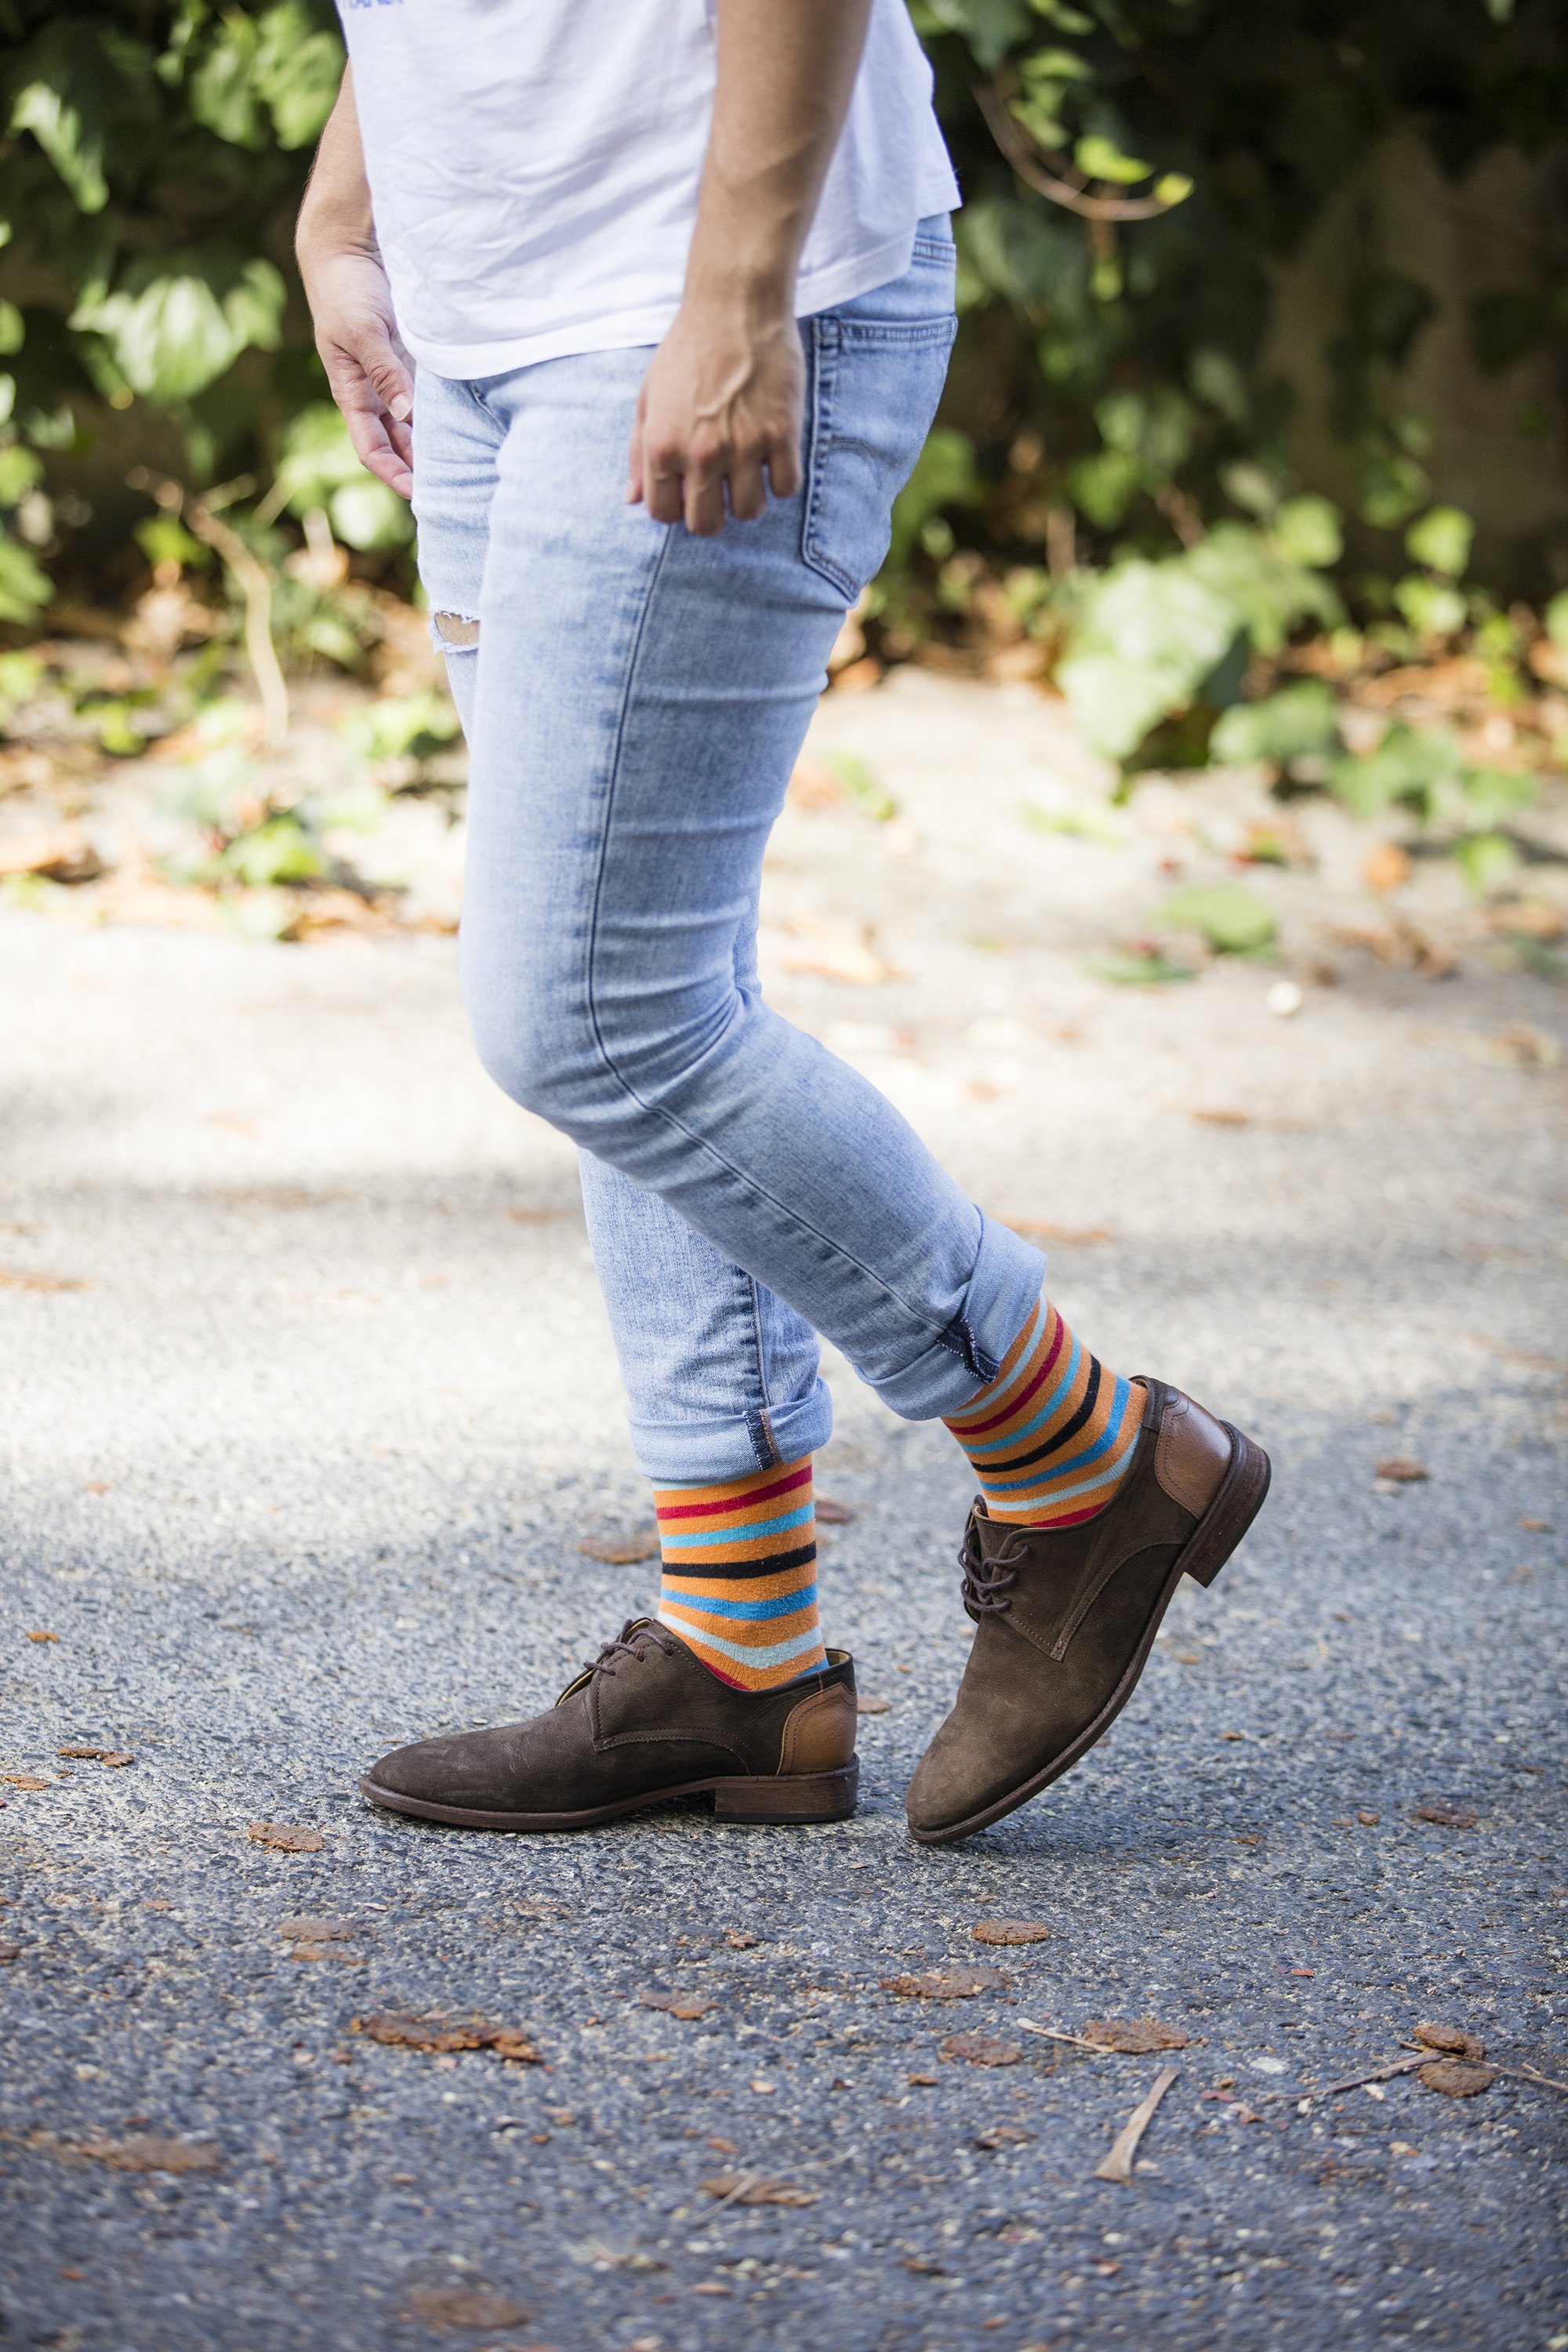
left=1153, top=1388, right=1232, bottom=1518
left=778, top=1685, right=857, bottom=1777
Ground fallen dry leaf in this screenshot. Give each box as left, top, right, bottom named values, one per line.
left=1414, top=2022, right=1486, bottom=2061
left=639, top=1990, right=713, bottom=2020
left=855, top=1694, right=891, bottom=1715
left=246, top=1822, right=326, bottom=1853
left=907, top=2072, right=938, bottom=2087
left=1082, top=2019, right=1190, bottom=2054
left=1376, top=1457, right=1428, bottom=1483
left=0, top=829, right=104, bottom=884
left=880, top=1966, right=1006, bottom=2001
left=24, top=1631, right=60, bottom=1643
left=1412, top=1802, right=1477, bottom=1829
left=724, top=1930, right=759, bottom=1950
left=1417, top=2060, right=1496, bottom=2097
left=902, top=2255, right=949, bottom=2275
left=815, top=1497, right=857, bottom=1524
left=942, top=2032, right=1021, bottom=2067
left=576, top=1527, right=659, bottom=1564
left=0, top=1943, right=21, bottom=1962
left=972, top=1918, right=1051, bottom=1947
left=0, top=1268, right=93, bottom=1294
left=354, top=2013, right=541, bottom=2063
left=78, top=2135, right=220, bottom=2175
left=405, top=2285, right=531, bottom=2329
left=1487, top=1023, right=1560, bottom=1069
left=1357, top=1810, right=1381, bottom=1825
left=700, top=2174, right=818, bottom=2207
left=278, top=1915, right=356, bottom=1942
left=56, top=1746, right=134, bottom=1767
left=1363, top=841, right=1413, bottom=893
left=2, top=1774, right=52, bottom=1791
left=975, top=2122, right=1036, bottom=2148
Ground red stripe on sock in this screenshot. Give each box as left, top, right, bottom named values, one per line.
left=655, top=1465, right=814, bottom=1522
left=956, top=1312, right=1065, bottom=1437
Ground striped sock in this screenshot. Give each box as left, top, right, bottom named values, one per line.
left=653, top=1456, right=828, bottom=1691
left=944, top=1295, right=1144, bottom=1529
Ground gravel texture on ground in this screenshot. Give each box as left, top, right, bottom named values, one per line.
left=2, top=670, right=1566, bottom=2352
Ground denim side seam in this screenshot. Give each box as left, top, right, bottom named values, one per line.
left=578, top=532, right=974, bottom=1365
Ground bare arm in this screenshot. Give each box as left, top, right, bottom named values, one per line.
left=630, top=0, right=873, bottom=535
left=295, top=68, right=415, bottom=499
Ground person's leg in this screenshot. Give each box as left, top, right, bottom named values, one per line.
left=412, top=364, right=833, bottom=1696
left=456, top=239, right=1047, bottom=1454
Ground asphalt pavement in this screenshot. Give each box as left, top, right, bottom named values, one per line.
left=2, top=671, right=1566, bottom=2352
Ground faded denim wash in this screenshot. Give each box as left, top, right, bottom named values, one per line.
left=412, top=222, right=1046, bottom=1482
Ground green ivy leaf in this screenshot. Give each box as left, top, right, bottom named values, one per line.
left=73, top=255, right=285, bottom=403
left=1272, top=496, right=1341, bottom=569
left=254, top=3, right=345, bottom=147
left=9, top=24, right=157, bottom=214
left=1075, top=133, right=1152, bottom=184
left=0, top=531, right=53, bottom=624
left=1452, top=831, right=1517, bottom=897
left=1156, top=883, right=1277, bottom=953
left=1404, top=506, right=1474, bottom=579
left=1210, top=680, right=1338, bottom=767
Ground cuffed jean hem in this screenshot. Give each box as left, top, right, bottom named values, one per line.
left=626, top=1378, right=835, bottom=1486
left=869, top=1212, right=1046, bottom=1422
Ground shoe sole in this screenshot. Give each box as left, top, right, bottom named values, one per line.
left=358, top=1758, right=859, bottom=1833
left=909, top=1424, right=1272, bottom=1846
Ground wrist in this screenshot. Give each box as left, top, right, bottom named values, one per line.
left=680, top=259, right=796, bottom=335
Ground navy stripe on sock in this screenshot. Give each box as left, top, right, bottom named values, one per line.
left=982, top=1359, right=1103, bottom=1476
left=662, top=1541, right=818, bottom=1584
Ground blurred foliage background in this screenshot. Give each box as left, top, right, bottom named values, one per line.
left=1, top=0, right=1566, bottom=938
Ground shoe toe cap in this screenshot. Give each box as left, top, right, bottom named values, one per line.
left=365, top=1725, right=521, bottom=1810
left=906, top=1718, right=1011, bottom=1838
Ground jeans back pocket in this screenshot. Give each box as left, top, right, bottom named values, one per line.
left=801, top=310, right=958, bottom=604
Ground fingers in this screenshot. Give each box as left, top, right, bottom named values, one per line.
left=764, top=431, right=803, bottom=504
left=625, top=399, right=647, bottom=506
left=684, top=470, right=728, bottom=538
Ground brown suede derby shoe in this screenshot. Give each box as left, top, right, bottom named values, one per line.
left=906, top=1378, right=1270, bottom=1846
left=361, top=1619, right=858, bottom=1831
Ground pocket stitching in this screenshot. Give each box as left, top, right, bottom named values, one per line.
left=800, top=313, right=957, bottom=601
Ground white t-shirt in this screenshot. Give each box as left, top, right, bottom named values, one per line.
left=336, top=0, right=960, bottom=378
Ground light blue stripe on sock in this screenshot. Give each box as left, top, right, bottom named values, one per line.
left=660, top=1583, right=818, bottom=1624
left=964, top=1335, right=1082, bottom=1459
left=656, top=1611, right=826, bottom=1670
left=659, top=1503, right=814, bottom=1549
left=982, top=1376, right=1132, bottom=1492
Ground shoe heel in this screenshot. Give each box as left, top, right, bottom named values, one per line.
left=1183, top=1429, right=1272, bottom=1589
left=712, top=1761, right=858, bottom=1824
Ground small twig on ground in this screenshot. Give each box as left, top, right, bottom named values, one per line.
left=1494, top=2063, right=1568, bottom=2095
left=1094, top=2065, right=1179, bottom=2183
left=1260, top=2056, right=1427, bottom=2103
left=1015, top=2019, right=1112, bottom=2053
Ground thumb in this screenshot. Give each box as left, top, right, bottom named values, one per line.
left=365, top=341, right=414, bottom=423
left=336, top=311, right=415, bottom=421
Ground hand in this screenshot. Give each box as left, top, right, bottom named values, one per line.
left=627, top=296, right=804, bottom=536
left=299, top=245, right=415, bottom=499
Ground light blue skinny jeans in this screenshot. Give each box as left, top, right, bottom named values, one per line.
left=412, top=221, right=1046, bottom=1483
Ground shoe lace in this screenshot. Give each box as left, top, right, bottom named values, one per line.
left=958, top=1519, right=1027, bottom=1621
left=582, top=1619, right=677, bottom=1679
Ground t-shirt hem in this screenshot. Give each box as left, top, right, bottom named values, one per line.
left=402, top=172, right=960, bottom=384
